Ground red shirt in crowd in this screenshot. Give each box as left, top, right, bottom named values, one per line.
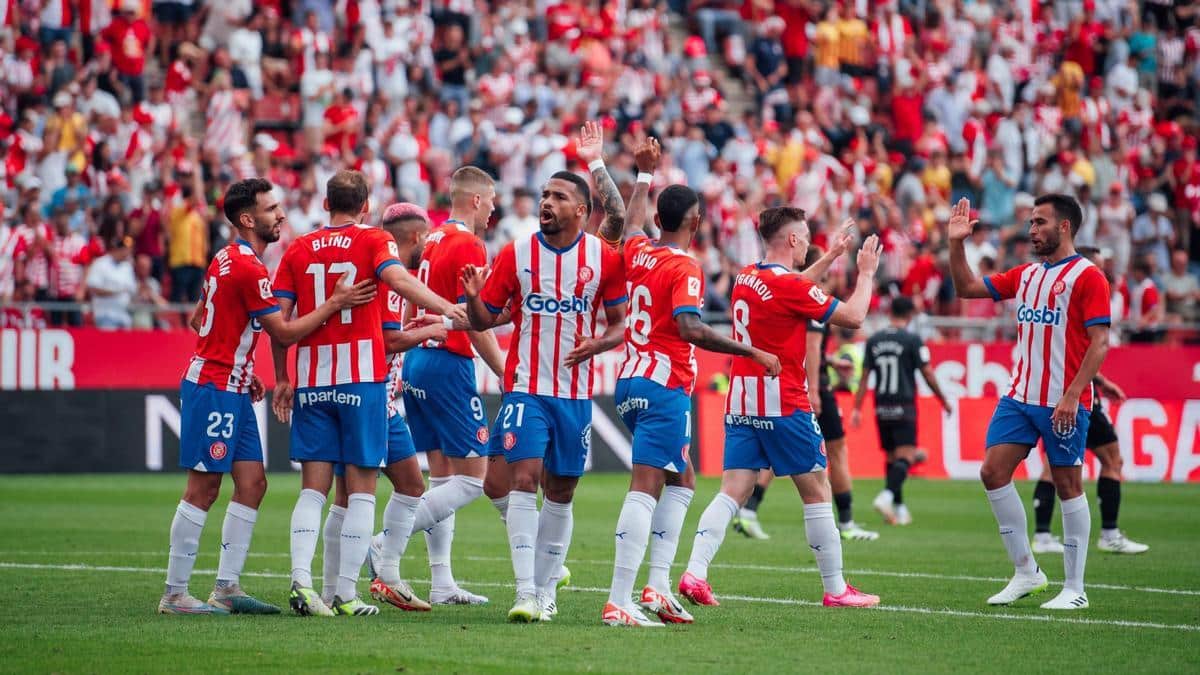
left=775, top=0, right=811, bottom=58
left=892, top=91, right=924, bottom=142
left=101, top=15, right=152, bottom=76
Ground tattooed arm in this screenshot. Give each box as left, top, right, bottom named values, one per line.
left=576, top=120, right=627, bottom=245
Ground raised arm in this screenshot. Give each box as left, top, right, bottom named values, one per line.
left=617, top=136, right=662, bottom=244
left=828, top=235, right=882, bottom=329
left=946, top=197, right=993, bottom=299
left=802, top=219, right=854, bottom=282
left=576, top=121, right=627, bottom=245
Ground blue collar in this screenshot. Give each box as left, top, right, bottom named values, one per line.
left=653, top=240, right=683, bottom=250
left=323, top=221, right=356, bottom=230
left=755, top=261, right=790, bottom=272
left=1043, top=253, right=1081, bottom=269
left=235, top=238, right=263, bottom=261
left=537, top=231, right=583, bottom=254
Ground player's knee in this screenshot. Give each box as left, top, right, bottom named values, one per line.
left=544, top=483, right=575, bottom=503
left=510, top=472, right=539, bottom=494
left=1099, top=446, right=1122, bottom=475
left=235, top=474, right=268, bottom=507
left=978, top=463, right=1008, bottom=489
left=185, top=481, right=221, bottom=511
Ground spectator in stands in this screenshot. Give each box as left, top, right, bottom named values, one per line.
left=1128, top=257, right=1166, bottom=343
left=87, top=236, right=137, bottom=330
left=48, top=206, right=90, bottom=327
left=165, top=181, right=208, bottom=308
left=1164, top=249, right=1200, bottom=323
left=131, top=253, right=169, bottom=330
left=101, top=0, right=152, bottom=103
left=692, top=0, right=744, bottom=57
left=497, top=188, right=539, bottom=244
left=1133, top=193, right=1176, bottom=275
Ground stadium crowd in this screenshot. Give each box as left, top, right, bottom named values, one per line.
left=1, top=0, right=1198, bottom=341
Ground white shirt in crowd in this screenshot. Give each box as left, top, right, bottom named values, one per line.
left=86, top=253, right=137, bottom=329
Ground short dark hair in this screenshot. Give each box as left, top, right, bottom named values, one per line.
left=327, top=170, right=370, bottom=215
left=757, top=206, right=806, bottom=242
left=223, top=178, right=274, bottom=226
left=1034, top=193, right=1083, bottom=236
left=656, top=185, right=699, bottom=232
left=549, top=170, right=591, bottom=216
left=1076, top=245, right=1101, bottom=259
left=890, top=295, right=915, bottom=318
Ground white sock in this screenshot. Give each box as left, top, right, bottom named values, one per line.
left=426, top=513, right=456, bottom=590
left=413, top=475, right=484, bottom=531
left=491, top=495, right=509, bottom=522
left=608, top=491, right=656, bottom=606
left=803, top=501, right=847, bottom=596
left=321, top=505, right=345, bottom=602
left=379, top=492, right=421, bottom=586
left=335, top=493, right=376, bottom=601
left=506, top=491, right=539, bottom=597
left=685, top=492, right=739, bottom=580
left=215, top=501, right=257, bottom=586
left=547, top=506, right=573, bottom=604
left=166, top=500, right=207, bottom=594
left=647, top=486, right=693, bottom=591
left=1060, top=494, right=1091, bottom=594
left=985, top=482, right=1038, bottom=576
left=535, top=498, right=574, bottom=595
left=290, top=488, right=326, bottom=588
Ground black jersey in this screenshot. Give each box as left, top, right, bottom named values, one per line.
left=807, top=319, right=832, bottom=392
left=863, top=326, right=929, bottom=420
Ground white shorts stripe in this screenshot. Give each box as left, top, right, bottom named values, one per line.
left=184, top=356, right=205, bottom=384
left=743, top=377, right=760, bottom=416
left=763, top=377, right=782, bottom=416
left=728, top=376, right=745, bottom=416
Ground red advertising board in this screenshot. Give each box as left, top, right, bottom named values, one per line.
left=2, top=328, right=1197, bottom=481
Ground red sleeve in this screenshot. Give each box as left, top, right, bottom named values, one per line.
left=479, top=243, right=518, bottom=313
left=984, top=263, right=1030, bottom=301
left=367, top=228, right=403, bottom=279
left=670, top=258, right=704, bottom=316
left=781, top=274, right=838, bottom=323
left=1077, top=267, right=1113, bottom=326
left=381, top=289, right=404, bottom=330
left=239, top=259, right=281, bottom=318
left=272, top=244, right=299, bottom=300
left=599, top=244, right=627, bottom=307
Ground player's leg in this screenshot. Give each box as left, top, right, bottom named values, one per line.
left=791, top=470, right=879, bottom=607
left=872, top=422, right=901, bottom=524
left=604, top=463, right=666, bottom=627
left=160, top=469, right=226, bottom=614
left=209, top=451, right=279, bottom=614
left=1090, top=410, right=1148, bottom=553
left=640, top=463, right=695, bottom=623
left=485, top=454, right=510, bottom=520
left=289, top=461, right=335, bottom=616
left=886, top=433, right=918, bottom=526
left=535, top=399, right=589, bottom=617
left=161, top=381, right=233, bottom=615
left=981, top=399, right=1048, bottom=605
left=733, top=469, right=773, bottom=540
left=321, top=473, right=347, bottom=607
left=420, top=453, right=489, bottom=604
left=680, top=468, right=757, bottom=606
left=825, top=436, right=877, bottom=540
left=500, top=394, right=552, bottom=622
left=370, top=453, right=431, bottom=611
left=1031, top=461, right=1063, bottom=553
left=1038, top=406, right=1092, bottom=610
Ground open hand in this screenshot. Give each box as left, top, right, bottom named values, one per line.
left=272, top=380, right=294, bottom=424
left=564, top=338, right=601, bottom=368
left=634, top=136, right=662, bottom=173
left=947, top=197, right=978, bottom=242
left=250, top=374, right=266, bottom=403
left=330, top=276, right=377, bottom=310
left=576, top=120, right=604, bottom=166
left=855, top=234, right=883, bottom=277
left=460, top=264, right=489, bottom=298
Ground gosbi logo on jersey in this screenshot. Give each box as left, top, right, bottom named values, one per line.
left=577, top=266, right=594, bottom=284
left=476, top=426, right=489, bottom=444
left=209, top=441, right=228, bottom=461
left=1016, top=303, right=1063, bottom=326
left=523, top=293, right=591, bottom=315
left=503, top=432, right=517, bottom=450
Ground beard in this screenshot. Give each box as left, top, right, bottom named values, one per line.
left=1032, top=231, right=1060, bottom=257
left=539, top=213, right=564, bottom=235
left=257, top=220, right=282, bottom=243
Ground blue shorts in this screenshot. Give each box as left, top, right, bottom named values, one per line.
left=401, top=347, right=490, bottom=458
left=291, top=382, right=388, bottom=469
left=615, top=377, right=691, bottom=473
left=985, top=396, right=1090, bottom=468
left=334, top=414, right=416, bottom=477
left=723, top=411, right=827, bottom=476
left=490, top=392, right=592, bottom=477
left=179, top=380, right=263, bottom=472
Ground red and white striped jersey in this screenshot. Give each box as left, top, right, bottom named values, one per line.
left=984, top=255, right=1111, bottom=409
left=617, top=234, right=704, bottom=394
left=184, top=240, right=281, bottom=394
left=415, top=221, right=486, bottom=358
left=1128, top=277, right=1159, bottom=325
left=273, top=223, right=403, bottom=389
left=382, top=287, right=406, bottom=418
left=725, top=263, right=838, bottom=417
left=480, top=232, right=626, bottom=399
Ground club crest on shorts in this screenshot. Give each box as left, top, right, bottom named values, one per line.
left=209, top=441, right=228, bottom=461
left=476, top=426, right=490, bottom=444
left=577, top=266, right=594, bottom=284
left=503, top=432, right=517, bottom=450
left=819, top=442, right=827, bottom=457
left=581, top=423, right=592, bottom=452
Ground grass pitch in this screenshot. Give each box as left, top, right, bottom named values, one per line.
left=0, top=473, right=1197, bottom=674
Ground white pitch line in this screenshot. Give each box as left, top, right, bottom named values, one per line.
left=4, top=550, right=1197, bottom=597
left=0, top=560, right=1197, bottom=634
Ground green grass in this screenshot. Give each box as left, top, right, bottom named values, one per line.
left=0, top=474, right=1197, bottom=674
